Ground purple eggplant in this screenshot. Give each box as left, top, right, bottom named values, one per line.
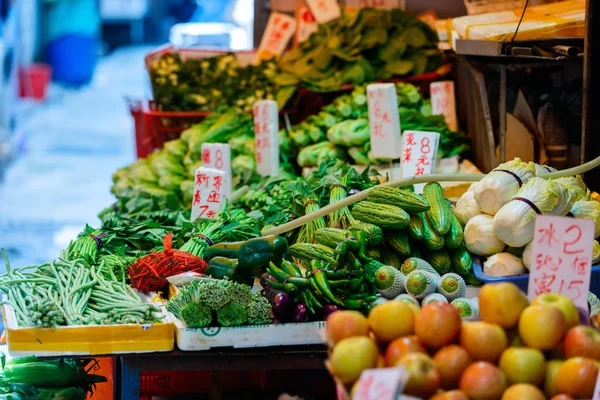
left=292, top=304, right=309, bottom=323
left=321, top=304, right=340, bottom=320
left=260, top=273, right=275, bottom=289
left=271, top=291, right=293, bottom=319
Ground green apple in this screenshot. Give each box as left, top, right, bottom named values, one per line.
left=533, top=293, right=579, bottom=330
left=499, top=347, right=546, bottom=385
left=544, top=359, right=565, bottom=398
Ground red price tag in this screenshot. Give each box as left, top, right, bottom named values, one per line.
left=353, top=367, right=407, bottom=400
left=528, top=215, right=595, bottom=310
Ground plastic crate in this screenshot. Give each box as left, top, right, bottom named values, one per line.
left=472, top=256, right=600, bottom=296
left=140, top=370, right=213, bottom=397
left=129, top=100, right=210, bottom=159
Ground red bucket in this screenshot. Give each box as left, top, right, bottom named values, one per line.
left=19, top=64, right=52, bottom=100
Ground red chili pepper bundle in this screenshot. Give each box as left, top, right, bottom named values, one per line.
left=129, top=233, right=208, bottom=293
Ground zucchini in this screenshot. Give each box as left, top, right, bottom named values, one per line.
left=351, top=201, right=410, bottom=229
left=367, top=187, right=430, bottom=212
left=381, top=247, right=404, bottom=269
left=423, top=213, right=445, bottom=250
left=315, top=228, right=347, bottom=249
left=408, top=213, right=424, bottom=240
left=451, top=247, right=473, bottom=276
left=348, top=222, right=384, bottom=247
left=387, top=232, right=411, bottom=256
left=423, top=183, right=452, bottom=235
left=427, top=249, right=452, bottom=275
left=365, top=247, right=382, bottom=260
left=444, top=214, right=464, bottom=249
left=290, top=243, right=336, bottom=265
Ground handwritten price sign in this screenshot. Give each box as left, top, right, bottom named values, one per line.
left=367, top=83, right=402, bottom=159
left=431, top=81, right=458, bottom=132
left=191, top=167, right=226, bottom=221
left=295, top=5, right=318, bottom=44
left=200, top=143, right=232, bottom=199
left=401, top=130, right=439, bottom=178
left=256, top=12, right=296, bottom=62
left=353, top=367, right=408, bottom=400
left=528, top=215, right=595, bottom=310
left=253, top=100, right=280, bottom=177
left=306, top=0, right=341, bottom=23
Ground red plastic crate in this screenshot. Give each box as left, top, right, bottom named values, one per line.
left=129, top=100, right=211, bottom=159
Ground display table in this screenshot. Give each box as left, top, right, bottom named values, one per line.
left=119, top=345, right=328, bottom=399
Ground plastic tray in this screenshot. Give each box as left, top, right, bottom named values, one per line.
left=2, top=292, right=174, bottom=356
left=472, top=256, right=600, bottom=296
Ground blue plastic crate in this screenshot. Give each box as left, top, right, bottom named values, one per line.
left=472, top=255, right=600, bottom=297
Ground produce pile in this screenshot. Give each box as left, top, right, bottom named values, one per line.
left=454, top=158, right=600, bottom=277
left=0, top=355, right=106, bottom=399
left=112, top=82, right=468, bottom=215
left=326, top=282, right=600, bottom=400
left=149, top=53, right=295, bottom=112
left=277, top=8, right=442, bottom=92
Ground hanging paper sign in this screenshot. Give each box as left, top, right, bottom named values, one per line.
left=353, top=367, right=408, bottom=400
left=191, top=167, right=226, bottom=221
left=367, top=83, right=402, bottom=159
left=431, top=81, right=458, bottom=132
left=200, top=143, right=232, bottom=199
left=295, top=5, right=318, bottom=45
left=344, top=0, right=402, bottom=9
left=528, top=215, right=595, bottom=310
left=253, top=100, right=280, bottom=177
left=306, top=0, right=341, bottom=23
left=400, top=130, right=440, bottom=178
left=256, top=12, right=296, bottom=62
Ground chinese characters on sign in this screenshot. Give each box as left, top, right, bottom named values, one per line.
left=366, top=83, right=402, bottom=159
left=306, top=0, right=341, bottom=23
left=528, top=215, right=595, bottom=310
left=256, top=12, right=296, bottom=62
left=191, top=167, right=226, bottom=221
left=200, top=143, right=232, bottom=198
left=295, top=5, right=318, bottom=44
left=353, top=367, right=408, bottom=400
left=400, top=130, right=440, bottom=178
left=430, top=81, right=458, bottom=132
left=253, top=100, right=280, bottom=177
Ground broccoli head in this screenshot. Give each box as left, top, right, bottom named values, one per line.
left=248, top=294, right=273, bottom=325
left=216, top=302, right=248, bottom=327
left=180, top=302, right=212, bottom=328
left=225, top=281, right=253, bottom=306
left=198, top=280, right=230, bottom=310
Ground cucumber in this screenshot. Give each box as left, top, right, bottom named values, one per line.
left=427, top=249, right=452, bottom=275
left=290, top=243, right=336, bottom=265
left=423, top=213, right=445, bottom=250
left=408, top=213, right=424, bottom=240
left=314, top=228, right=347, bottom=249
left=352, top=201, right=410, bottom=229
left=423, top=183, right=452, bottom=235
left=444, top=213, right=464, bottom=249
left=367, top=187, right=430, bottom=213
left=348, top=222, right=384, bottom=246
left=382, top=247, right=404, bottom=269
left=387, top=232, right=411, bottom=256
left=451, top=247, right=473, bottom=276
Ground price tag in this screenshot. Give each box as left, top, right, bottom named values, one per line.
left=200, top=143, right=232, bottom=199
left=295, top=5, right=318, bottom=45
left=253, top=100, right=280, bottom=177
left=191, top=167, right=226, bottom=221
left=353, top=367, right=408, bottom=400
left=367, top=83, right=402, bottom=159
left=592, top=370, right=600, bottom=400
left=306, top=0, right=341, bottom=23
left=344, top=0, right=403, bottom=9
left=528, top=215, right=595, bottom=310
left=431, top=81, right=458, bottom=132
left=256, top=12, right=296, bottom=62
left=401, top=130, right=440, bottom=178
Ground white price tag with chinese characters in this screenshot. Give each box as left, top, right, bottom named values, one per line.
left=200, top=143, right=232, bottom=198
left=191, top=167, right=226, bottom=221
left=528, top=215, right=595, bottom=310
left=592, top=371, right=600, bottom=400
left=256, top=12, right=296, bottom=62
left=367, top=83, right=402, bottom=159
left=295, top=5, right=318, bottom=44
left=344, top=0, right=403, bottom=8
left=353, top=367, right=408, bottom=400
left=253, top=100, right=280, bottom=177
left=306, top=0, right=341, bottom=23
left=431, top=81, right=458, bottom=132
left=400, top=130, right=440, bottom=178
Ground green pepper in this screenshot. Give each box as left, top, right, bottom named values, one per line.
left=281, top=260, right=302, bottom=277
left=350, top=277, right=364, bottom=291
left=310, top=260, right=344, bottom=306
left=327, top=279, right=351, bottom=289
left=206, top=257, right=252, bottom=285
left=204, top=235, right=289, bottom=270
left=306, top=291, right=323, bottom=309
left=299, top=291, right=315, bottom=314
